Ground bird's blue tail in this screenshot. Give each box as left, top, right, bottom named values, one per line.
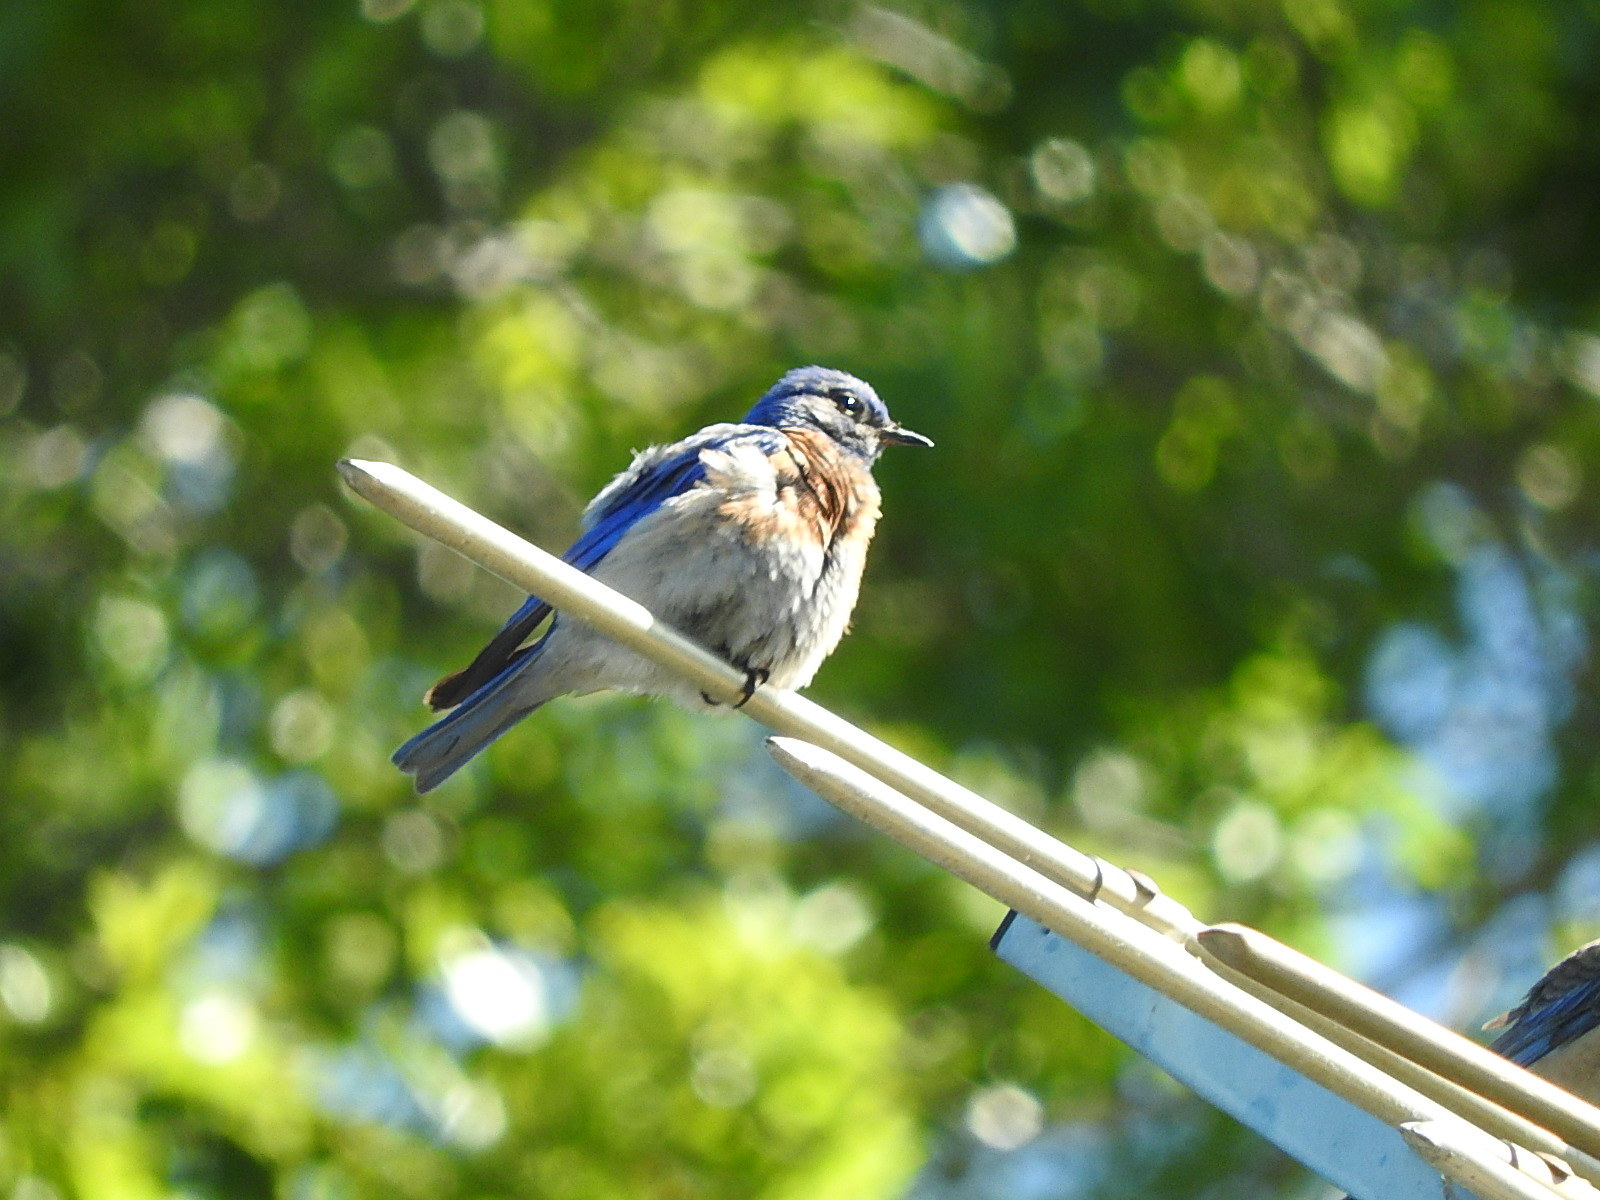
left=393, top=643, right=548, bottom=792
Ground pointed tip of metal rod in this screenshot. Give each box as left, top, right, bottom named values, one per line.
left=1397, top=1120, right=1449, bottom=1155
left=1193, top=924, right=1252, bottom=968
left=766, top=737, right=874, bottom=799
left=335, top=457, right=369, bottom=488
left=766, top=736, right=826, bottom=780
left=337, top=457, right=410, bottom=502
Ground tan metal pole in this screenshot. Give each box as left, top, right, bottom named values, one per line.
left=337, top=457, right=1199, bottom=937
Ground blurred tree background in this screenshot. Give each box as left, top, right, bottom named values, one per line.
left=5, top=0, right=1600, bottom=1196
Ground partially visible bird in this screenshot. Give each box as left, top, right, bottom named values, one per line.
left=393, top=366, right=932, bottom=792
left=1338, top=940, right=1600, bottom=1200
left=1484, top=936, right=1600, bottom=1105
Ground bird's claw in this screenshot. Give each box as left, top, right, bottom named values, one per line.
left=734, top=667, right=769, bottom=708
left=704, top=667, right=768, bottom=709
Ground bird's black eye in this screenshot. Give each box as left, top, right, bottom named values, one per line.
left=826, top=387, right=863, bottom=417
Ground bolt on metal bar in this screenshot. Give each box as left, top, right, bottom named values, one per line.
left=765, top=736, right=1555, bottom=1196
left=337, top=458, right=1199, bottom=937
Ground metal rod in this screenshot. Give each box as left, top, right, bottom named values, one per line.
left=337, top=457, right=1200, bottom=938
left=1400, top=1121, right=1600, bottom=1200
left=1200, top=924, right=1600, bottom=1166
left=763, top=736, right=1541, bottom=1172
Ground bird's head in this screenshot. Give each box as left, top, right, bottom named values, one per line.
left=744, top=366, right=933, bottom=462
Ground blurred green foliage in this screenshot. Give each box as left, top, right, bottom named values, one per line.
left=5, top=0, right=1600, bottom=1196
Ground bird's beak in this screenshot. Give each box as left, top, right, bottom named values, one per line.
left=880, top=424, right=935, bottom=448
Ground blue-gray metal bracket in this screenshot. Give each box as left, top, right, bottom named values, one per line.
left=993, top=911, right=1481, bottom=1200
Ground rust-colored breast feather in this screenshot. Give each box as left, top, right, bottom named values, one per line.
left=776, top=429, right=880, bottom=546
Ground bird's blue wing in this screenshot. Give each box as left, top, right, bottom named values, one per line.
left=569, top=441, right=716, bottom=565
left=1489, top=973, right=1600, bottom=1066
left=423, top=425, right=782, bottom=710
left=565, top=421, right=785, bottom=566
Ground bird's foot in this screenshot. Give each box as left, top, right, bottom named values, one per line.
left=702, top=667, right=769, bottom=709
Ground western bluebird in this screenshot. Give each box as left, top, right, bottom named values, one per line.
left=1484, top=937, right=1600, bottom=1105
left=393, top=365, right=932, bottom=792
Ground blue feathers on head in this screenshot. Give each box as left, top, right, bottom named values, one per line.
left=743, top=366, right=892, bottom=430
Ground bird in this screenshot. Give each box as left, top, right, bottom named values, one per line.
left=392, top=365, right=932, bottom=793
left=1483, top=936, right=1600, bottom=1105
